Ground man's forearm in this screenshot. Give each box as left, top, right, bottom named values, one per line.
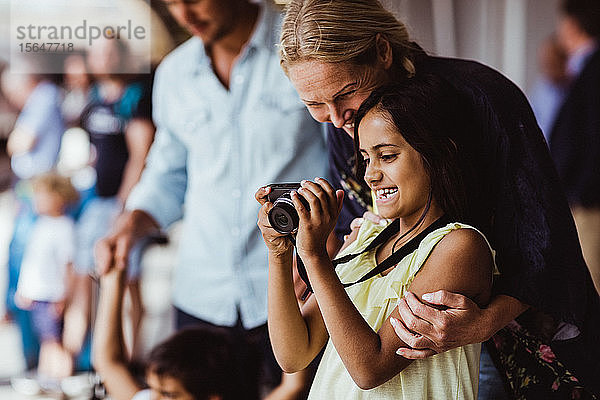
left=481, top=294, right=529, bottom=341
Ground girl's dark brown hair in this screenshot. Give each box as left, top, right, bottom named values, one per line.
left=353, top=74, right=469, bottom=222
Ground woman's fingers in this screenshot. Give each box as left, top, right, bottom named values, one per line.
left=363, top=211, right=383, bottom=224
left=395, top=346, right=437, bottom=359
left=390, top=314, right=434, bottom=350
left=350, top=217, right=364, bottom=231
left=395, top=296, right=434, bottom=344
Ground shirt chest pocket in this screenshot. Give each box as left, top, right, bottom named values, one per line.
left=174, top=107, right=233, bottom=175
left=248, top=90, right=312, bottom=157
left=175, top=107, right=211, bottom=145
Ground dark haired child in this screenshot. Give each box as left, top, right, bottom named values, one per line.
left=93, top=267, right=247, bottom=400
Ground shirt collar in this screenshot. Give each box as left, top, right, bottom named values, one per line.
left=246, top=1, right=275, bottom=52
left=191, top=1, right=274, bottom=75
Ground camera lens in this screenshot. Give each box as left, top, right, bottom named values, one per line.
left=275, top=213, right=289, bottom=227
left=268, top=198, right=299, bottom=234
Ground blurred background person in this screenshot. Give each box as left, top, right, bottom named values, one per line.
left=0, top=60, right=65, bottom=371
left=550, top=0, right=600, bottom=296
left=2, top=67, right=64, bottom=182
left=61, top=53, right=92, bottom=129
left=0, top=63, right=17, bottom=198
left=14, top=173, right=79, bottom=388
left=94, top=0, right=327, bottom=398
left=0, top=63, right=18, bottom=327
left=67, top=36, right=155, bottom=365
left=528, top=34, right=569, bottom=142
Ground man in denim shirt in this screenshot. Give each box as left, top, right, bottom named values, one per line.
left=95, top=0, right=327, bottom=397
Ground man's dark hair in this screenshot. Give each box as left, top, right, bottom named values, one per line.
left=353, top=74, right=469, bottom=222
left=146, top=327, right=242, bottom=400
left=561, top=0, right=600, bottom=38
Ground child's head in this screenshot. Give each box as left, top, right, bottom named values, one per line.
left=145, top=327, right=241, bottom=400
left=353, top=75, right=467, bottom=221
left=31, top=173, right=79, bottom=216
left=86, top=36, right=131, bottom=78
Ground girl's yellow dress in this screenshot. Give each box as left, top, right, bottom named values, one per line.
left=308, top=220, right=496, bottom=400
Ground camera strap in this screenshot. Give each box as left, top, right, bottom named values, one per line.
left=288, top=237, right=313, bottom=301
left=336, top=215, right=449, bottom=287
left=293, top=215, right=449, bottom=300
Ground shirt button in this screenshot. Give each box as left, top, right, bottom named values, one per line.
left=232, top=189, right=241, bottom=198
left=234, top=75, right=244, bottom=85
left=232, top=227, right=241, bottom=237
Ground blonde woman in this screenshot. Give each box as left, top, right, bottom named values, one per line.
left=276, top=0, right=600, bottom=398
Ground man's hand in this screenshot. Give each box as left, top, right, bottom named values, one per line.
left=94, top=210, right=159, bottom=276
left=390, top=290, right=488, bottom=359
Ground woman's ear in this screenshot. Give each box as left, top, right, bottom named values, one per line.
left=375, top=33, right=393, bottom=70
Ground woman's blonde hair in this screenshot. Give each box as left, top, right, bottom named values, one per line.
left=279, top=0, right=416, bottom=77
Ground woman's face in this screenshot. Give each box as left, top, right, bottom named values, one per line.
left=287, top=60, right=389, bottom=136
left=358, top=109, right=433, bottom=222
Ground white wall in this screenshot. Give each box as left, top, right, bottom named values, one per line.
left=384, top=0, right=561, bottom=95
left=0, top=0, right=561, bottom=94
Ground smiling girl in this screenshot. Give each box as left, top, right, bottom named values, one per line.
left=256, top=76, right=495, bottom=399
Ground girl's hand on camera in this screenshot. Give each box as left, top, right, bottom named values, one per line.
left=292, top=178, right=344, bottom=261
left=256, top=186, right=293, bottom=257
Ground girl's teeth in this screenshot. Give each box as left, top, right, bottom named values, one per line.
left=377, top=188, right=397, bottom=199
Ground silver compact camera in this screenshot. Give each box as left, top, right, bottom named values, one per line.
left=267, top=183, right=309, bottom=234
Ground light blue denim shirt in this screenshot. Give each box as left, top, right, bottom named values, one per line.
left=126, top=2, right=327, bottom=329
left=11, top=81, right=65, bottom=180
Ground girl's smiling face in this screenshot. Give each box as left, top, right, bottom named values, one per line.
left=358, top=108, right=435, bottom=222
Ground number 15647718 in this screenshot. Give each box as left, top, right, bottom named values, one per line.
left=18, top=42, right=74, bottom=52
